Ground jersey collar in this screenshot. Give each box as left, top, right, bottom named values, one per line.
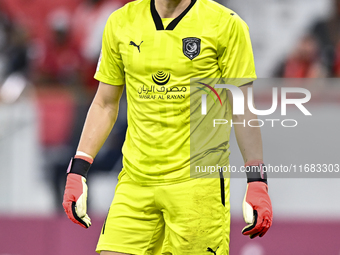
left=150, top=0, right=197, bottom=30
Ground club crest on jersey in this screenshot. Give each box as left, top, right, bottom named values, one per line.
left=182, top=37, right=201, bottom=60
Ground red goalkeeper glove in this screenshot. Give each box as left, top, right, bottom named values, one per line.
left=242, top=160, right=273, bottom=239
left=62, top=155, right=93, bottom=228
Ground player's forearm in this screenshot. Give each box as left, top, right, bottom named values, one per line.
left=233, top=111, right=263, bottom=163
left=76, top=97, right=119, bottom=159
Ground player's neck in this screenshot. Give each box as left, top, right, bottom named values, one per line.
left=155, top=0, right=191, bottom=18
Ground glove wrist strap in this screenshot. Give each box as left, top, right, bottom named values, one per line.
left=245, top=160, right=267, bottom=184
left=66, top=156, right=93, bottom=178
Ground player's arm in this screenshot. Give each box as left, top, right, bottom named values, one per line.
left=228, top=83, right=262, bottom=163
left=62, top=82, right=124, bottom=228
left=228, top=83, right=273, bottom=239
left=77, top=82, right=125, bottom=158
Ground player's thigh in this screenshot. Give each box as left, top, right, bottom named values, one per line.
left=96, top=170, right=165, bottom=255
left=158, top=177, right=230, bottom=255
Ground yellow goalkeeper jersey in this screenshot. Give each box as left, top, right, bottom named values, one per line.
left=94, top=0, right=257, bottom=185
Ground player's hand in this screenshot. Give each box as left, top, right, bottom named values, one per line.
left=242, top=181, right=273, bottom=238
left=62, top=156, right=93, bottom=228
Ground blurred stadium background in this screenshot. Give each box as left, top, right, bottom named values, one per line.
left=0, top=0, right=339, bottom=254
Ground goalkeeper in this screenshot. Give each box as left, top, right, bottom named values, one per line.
left=62, top=0, right=273, bottom=253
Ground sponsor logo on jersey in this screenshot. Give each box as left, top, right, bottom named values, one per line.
left=137, top=71, right=187, bottom=100
left=183, top=37, right=201, bottom=60
left=152, top=71, right=171, bottom=85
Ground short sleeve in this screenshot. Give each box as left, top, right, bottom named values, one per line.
left=217, top=12, right=257, bottom=86
left=94, top=13, right=125, bottom=85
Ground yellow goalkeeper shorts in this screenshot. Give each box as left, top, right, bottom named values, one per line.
left=96, top=170, right=230, bottom=255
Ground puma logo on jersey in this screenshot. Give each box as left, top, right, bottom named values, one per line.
left=130, top=41, right=143, bottom=52
left=207, top=246, right=219, bottom=255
